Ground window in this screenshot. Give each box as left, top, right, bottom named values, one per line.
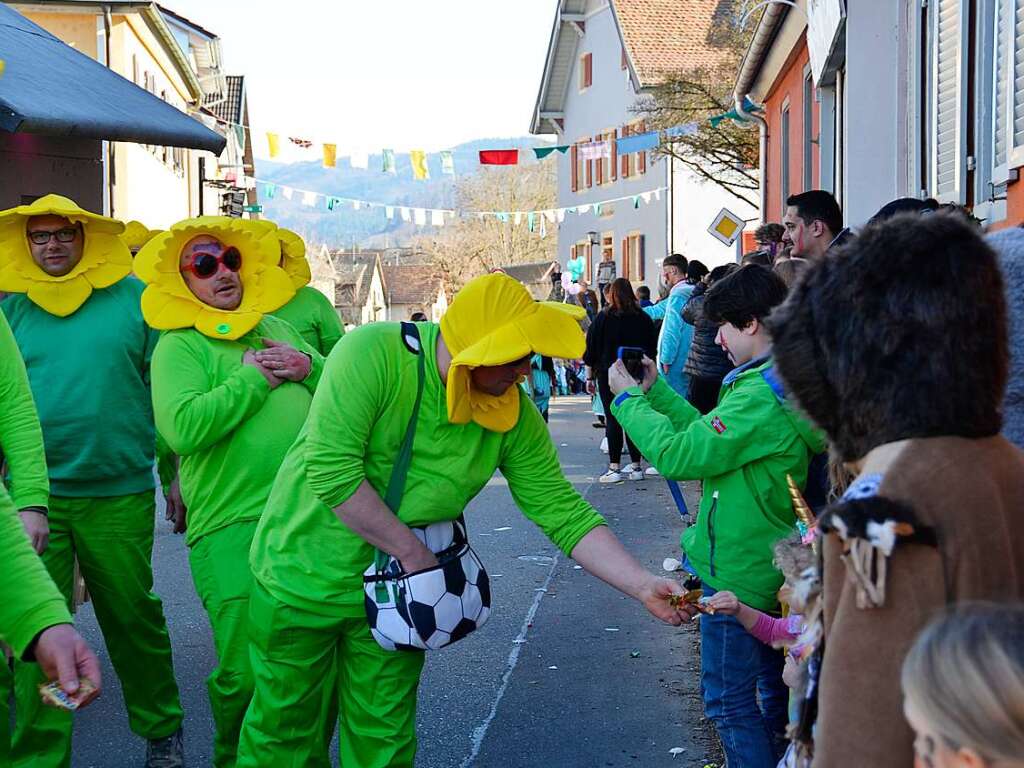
left=992, top=0, right=1024, bottom=180
left=622, top=233, right=644, bottom=282
left=929, top=0, right=969, bottom=203
left=132, top=54, right=139, bottom=85
left=620, top=124, right=633, bottom=177
left=781, top=104, right=791, bottom=214
left=571, top=144, right=579, bottom=192
left=803, top=71, right=814, bottom=191
left=637, top=120, right=647, bottom=174
left=580, top=53, right=593, bottom=90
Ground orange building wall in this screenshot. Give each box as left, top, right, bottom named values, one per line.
left=998, top=179, right=1024, bottom=229
left=761, top=39, right=820, bottom=223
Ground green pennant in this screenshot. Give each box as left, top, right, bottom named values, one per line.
left=534, top=145, right=570, bottom=159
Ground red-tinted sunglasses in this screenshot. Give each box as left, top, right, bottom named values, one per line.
left=181, top=244, right=242, bottom=279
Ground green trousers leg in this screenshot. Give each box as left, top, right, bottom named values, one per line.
left=188, top=520, right=259, bottom=768
left=236, top=582, right=425, bottom=768
left=12, top=493, right=183, bottom=768
left=1, top=650, right=12, bottom=764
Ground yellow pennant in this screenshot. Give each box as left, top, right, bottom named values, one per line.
left=410, top=150, right=429, bottom=181
left=322, top=143, right=337, bottom=168
left=267, top=132, right=280, bottom=159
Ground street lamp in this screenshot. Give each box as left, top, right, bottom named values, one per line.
left=586, top=230, right=599, bottom=246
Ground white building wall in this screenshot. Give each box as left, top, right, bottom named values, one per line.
left=669, top=158, right=756, bottom=269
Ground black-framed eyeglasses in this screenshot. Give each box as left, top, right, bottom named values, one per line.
left=28, top=227, right=81, bottom=245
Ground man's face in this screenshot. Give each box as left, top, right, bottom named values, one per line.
left=662, top=265, right=684, bottom=288
left=782, top=206, right=826, bottom=258
left=470, top=354, right=532, bottom=396
left=179, top=235, right=243, bottom=311
left=715, top=320, right=757, bottom=367
left=26, top=215, right=84, bottom=277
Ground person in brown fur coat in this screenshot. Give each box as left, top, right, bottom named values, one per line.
left=766, top=212, right=1024, bottom=768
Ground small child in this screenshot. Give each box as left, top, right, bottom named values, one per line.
left=528, top=354, right=554, bottom=423
left=901, top=603, right=1024, bottom=768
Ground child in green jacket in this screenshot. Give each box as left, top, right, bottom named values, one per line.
left=609, top=265, right=825, bottom=768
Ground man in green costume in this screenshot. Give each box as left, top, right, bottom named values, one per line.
left=236, top=272, right=693, bottom=768
left=268, top=228, right=345, bottom=355
left=0, top=195, right=184, bottom=768
left=137, top=217, right=325, bottom=767
left=0, top=310, right=101, bottom=757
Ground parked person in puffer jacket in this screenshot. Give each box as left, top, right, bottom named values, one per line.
left=683, top=264, right=738, bottom=414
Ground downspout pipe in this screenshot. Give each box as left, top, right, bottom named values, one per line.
left=734, top=3, right=790, bottom=220
left=103, top=5, right=115, bottom=214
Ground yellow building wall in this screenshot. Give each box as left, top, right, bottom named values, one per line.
left=22, top=12, right=97, bottom=58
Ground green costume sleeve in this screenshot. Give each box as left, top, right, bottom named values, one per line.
left=151, top=333, right=272, bottom=456
left=304, top=328, right=389, bottom=510
left=0, top=312, right=49, bottom=510
left=613, top=384, right=790, bottom=481
left=155, top=431, right=177, bottom=493
left=645, top=375, right=702, bottom=431
left=499, top=401, right=606, bottom=556
left=313, top=288, right=345, bottom=356
left=0, top=488, right=70, bottom=658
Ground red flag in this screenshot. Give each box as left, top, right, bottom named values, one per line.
left=479, top=149, right=519, bottom=165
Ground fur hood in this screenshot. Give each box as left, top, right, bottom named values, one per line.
left=986, top=227, right=1024, bottom=449
left=767, top=212, right=1008, bottom=462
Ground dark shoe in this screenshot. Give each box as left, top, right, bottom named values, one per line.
left=592, top=419, right=605, bottom=428
left=146, top=728, right=184, bottom=768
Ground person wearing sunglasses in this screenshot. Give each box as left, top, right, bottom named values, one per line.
left=0, top=195, right=184, bottom=767
left=136, top=219, right=329, bottom=768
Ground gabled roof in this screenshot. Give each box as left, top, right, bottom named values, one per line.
left=330, top=251, right=386, bottom=323
left=0, top=4, right=225, bottom=152
left=530, top=0, right=734, bottom=134
left=497, top=260, right=558, bottom=300
left=382, top=264, right=445, bottom=306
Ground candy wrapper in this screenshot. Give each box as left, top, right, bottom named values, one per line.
left=39, top=678, right=96, bottom=711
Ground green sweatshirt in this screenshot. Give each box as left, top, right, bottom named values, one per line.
left=613, top=359, right=825, bottom=611
left=0, top=485, right=70, bottom=658
left=0, top=311, right=49, bottom=510
left=271, top=286, right=345, bottom=357
left=2, top=278, right=157, bottom=498
left=250, top=321, right=605, bottom=615
left=151, top=315, right=324, bottom=546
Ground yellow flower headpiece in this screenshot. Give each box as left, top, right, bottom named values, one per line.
left=120, top=220, right=164, bottom=253
left=0, top=194, right=132, bottom=316
left=439, top=273, right=586, bottom=432
left=133, top=216, right=296, bottom=340
left=276, top=228, right=311, bottom=289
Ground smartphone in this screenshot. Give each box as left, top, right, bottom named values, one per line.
left=617, top=346, right=645, bottom=380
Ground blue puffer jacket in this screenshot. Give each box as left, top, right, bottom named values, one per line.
left=682, top=283, right=733, bottom=381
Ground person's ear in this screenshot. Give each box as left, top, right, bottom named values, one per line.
left=743, top=318, right=760, bottom=336
left=952, top=746, right=987, bottom=768
left=812, top=220, right=826, bottom=238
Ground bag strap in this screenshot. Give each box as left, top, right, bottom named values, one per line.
left=383, top=322, right=426, bottom=514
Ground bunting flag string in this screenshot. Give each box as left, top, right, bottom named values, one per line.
left=250, top=175, right=667, bottom=229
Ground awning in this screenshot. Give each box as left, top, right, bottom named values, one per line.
left=0, top=4, right=226, bottom=153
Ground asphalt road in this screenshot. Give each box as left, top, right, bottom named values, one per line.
left=63, top=395, right=720, bottom=767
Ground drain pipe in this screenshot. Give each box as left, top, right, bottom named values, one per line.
left=734, top=2, right=790, bottom=220
left=103, top=5, right=116, bottom=214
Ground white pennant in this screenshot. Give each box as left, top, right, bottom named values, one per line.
left=281, top=186, right=293, bottom=200
left=555, top=208, right=566, bottom=223
left=400, top=207, right=411, bottom=222
left=640, top=192, right=652, bottom=204
left=352, top=200, right=362, bottom=210
left=514, top=212, right=522, bottom=225
left=543, top=210, right=556, bottom=224
left=385, top=206, right=395, bottom=220
left=413, top=208, right=427, bottom=226
left=430, top=209, right=445, bottom=227
left=577, top=204, right=591, bottom=214
left=302, top=191, right=317, bottom=207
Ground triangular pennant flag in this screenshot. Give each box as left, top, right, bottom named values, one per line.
left=400, top=207, right=411, bottom=222
left=513, top=212, right=522, bottom=226
left=382, top=149, right=397, bottom=175
left=654, top=189, right=662, bottom=201
left=633, top=196, right=641, bottom=209
left=479, top=149, right=519, bottom=165
left=555, top=209, right=566, bottom=223
left=594, top=204, right=603, bottom=216
left=496, top=213, right=509, bottom=223
left=322, top=143, right=337, bottom=168
left=352, top=200, right=362, bottom=211
left=302, top=191, right=317, bottom=207
left=430, top=209, right=445, bottom=227
left=351, top=152, right=369, bottom=170
left=641, top=192, right=652, bottom=204
left=385, top=206, right=395, bottom=220
left=577, top=204, right=591, bottom=214
left=289, top=137, right=313, bottom=149
left=413, top=208, right=427, bottom=226
left=410, top=150, right=429, bottom=180
left=543, top=210, right=556, bottom=224
left=262, top=182, right=276, bottom=199
left=527, top=212, right=536, bottom=232
left=266, top=132, right=280, bottom=159
left=326, top=196, right=339, bottom=211
left=281, top=186, right=293, bottom=200
left=533, top=145, right=570, bottom=159
left=440, top=151, right=455, bottom=175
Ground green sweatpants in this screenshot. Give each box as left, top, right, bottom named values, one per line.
left=6, top=493, right=182, bottom=768
left=236, top=582, right=425, bottom=768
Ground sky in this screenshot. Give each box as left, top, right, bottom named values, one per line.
left=164, top=0, right=557, bottom=161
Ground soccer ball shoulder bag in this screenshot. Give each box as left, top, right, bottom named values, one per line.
left=363, top=322, right=491, bottom=651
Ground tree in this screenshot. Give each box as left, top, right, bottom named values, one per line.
left=413, top=160, right=558, bottom=292
left=636, top=23, right=759, bottom=208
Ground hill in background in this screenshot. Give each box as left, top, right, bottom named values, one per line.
left=255, top=137, right=553, bottom=248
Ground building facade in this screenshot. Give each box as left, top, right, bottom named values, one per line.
left=737, top=0, right=1024, bottom=230
left=531, top=0, right=756, bottom=292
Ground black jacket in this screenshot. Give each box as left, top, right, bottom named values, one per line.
left=682, top=283, right=733, bottom=380
left=583, top=308, right=657, bottom=374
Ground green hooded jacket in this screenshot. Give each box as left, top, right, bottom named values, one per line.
left=612, top=357, right=825, bottom=611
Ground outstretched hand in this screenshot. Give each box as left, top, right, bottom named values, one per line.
left=34, top=624, right=102, bottom=709
left=637, top=576, right=700, bottom=626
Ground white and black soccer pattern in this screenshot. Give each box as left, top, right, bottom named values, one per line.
left=364, top=519, right=491, bottom=651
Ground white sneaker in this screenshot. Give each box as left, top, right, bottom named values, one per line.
left=599, top=469, right=623, bottom=484
left=644, top=466, right=661, bottom=477
left=622, top=463, right=644, bottom=480
left=600, top=437, right=609, bottom=454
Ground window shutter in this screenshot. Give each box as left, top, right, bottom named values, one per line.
left=621, top=238, right=629, bottom=279
left=638, top=235, right=645, bottom=281
left=585, top=53, right=593, bottom=88
left=637, top=121, right=647, bottom=174
left=621, top=125, right=630, bottom=177
left=586, top=244, right=593, bottom=280
left=596, top=145, right=603, bottom=185
left=995, top=0, right=1012, bottom=168
left=571, top=143, right=579, bottom=192
left=587, top=153, right=593, bottom=188
left=611, top=130, right=618, bottom=181
left=931, top=0, right=968, bottom=203
left=1013, top=2, right=1024, bottom=153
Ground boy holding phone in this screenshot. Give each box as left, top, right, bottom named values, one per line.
left=607, top=265, right=825, bottom=768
